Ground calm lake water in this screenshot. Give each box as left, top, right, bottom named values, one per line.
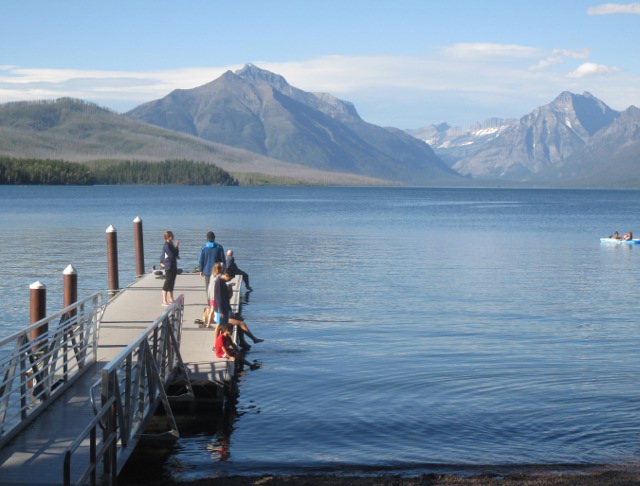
left=1, top=185, right=640, bottom=480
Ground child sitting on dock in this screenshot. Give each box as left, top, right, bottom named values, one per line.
left=214, top=324, right=259, bottom=370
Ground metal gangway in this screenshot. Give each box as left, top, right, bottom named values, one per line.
left=0, top=292, right=194, bottom=486
left=0, top=293, right=105, bottom=451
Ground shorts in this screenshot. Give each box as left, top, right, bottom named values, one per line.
left=215, top=311, right=229, bottom=325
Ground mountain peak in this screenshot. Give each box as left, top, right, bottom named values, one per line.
left=546, top=91, right=618, bottom=136
left=450, top=91, right=621, bottom=180
left=234, top=64, right=290, bottom=91
left=551, top=91, right=596, bottom=110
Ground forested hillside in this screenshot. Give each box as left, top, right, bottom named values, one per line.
left=0, top=157, right=238, bottom=185
left=0, top=98, right=385, bottom=186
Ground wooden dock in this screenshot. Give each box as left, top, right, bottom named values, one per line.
left=0, top=271, right=239, bottom=485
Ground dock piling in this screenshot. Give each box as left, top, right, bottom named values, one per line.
left=63, top=265, right=78, bottom=310
left=134, top=216, right=145, bottom=277
left=106, top=225, right=119, bottom=298
left=29, top=281, right=47, bottom=350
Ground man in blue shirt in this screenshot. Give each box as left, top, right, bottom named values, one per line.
left=199, top=231, right=225, bottom=297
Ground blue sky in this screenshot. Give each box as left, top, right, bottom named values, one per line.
left=1, top=1, right=639, bottom=128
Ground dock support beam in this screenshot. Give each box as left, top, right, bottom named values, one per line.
left=134, top=216, right=145, bottom=277
left=106, top=225, right=119, bottom=299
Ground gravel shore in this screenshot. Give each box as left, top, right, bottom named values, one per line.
left=126, top=470, right=640, bottom=486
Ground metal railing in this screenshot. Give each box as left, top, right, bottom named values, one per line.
left=0, top=292, right=105, bottom=449
left=63, top=396, right=117, bottom=486
left=63, top=295, right=193, bottom=485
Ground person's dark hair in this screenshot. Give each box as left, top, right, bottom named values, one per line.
left=207, top=231, right=215, bottom=241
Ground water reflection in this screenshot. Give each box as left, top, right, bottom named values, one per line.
left=119, top=372, right=249, bottom=483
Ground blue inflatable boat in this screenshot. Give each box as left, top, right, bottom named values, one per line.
left=600, top=237, right=640, bottom=245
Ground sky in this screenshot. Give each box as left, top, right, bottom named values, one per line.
left=1, top=1, right=639, bottom=129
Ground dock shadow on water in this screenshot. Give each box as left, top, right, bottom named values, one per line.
left=119, top=379, right=248, bottom=484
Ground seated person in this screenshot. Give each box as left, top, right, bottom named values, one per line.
left=623, top=231, right=633, bottom=241
left=226, top=249, right=253, bottom=291
left=214, top=324, right=259, bottom=370
left=611, top=231, right=622, bottom=240
left=214, top=269, right=264, bottom=348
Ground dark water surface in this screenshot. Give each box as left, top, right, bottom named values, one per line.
left=1, top=186, right=640, bottom=481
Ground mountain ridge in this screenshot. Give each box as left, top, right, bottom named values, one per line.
left=0, top=98, right=391, bottom=186
left=126, top=64, right=461, bottom=185
left=409, top=91, right=639, bottom=186
left=2, top=70, right=640, bottom=187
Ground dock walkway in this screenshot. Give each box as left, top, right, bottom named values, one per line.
left=0, top=271, right=236, bottom=485
left=101, top=272, right=235, bottom=386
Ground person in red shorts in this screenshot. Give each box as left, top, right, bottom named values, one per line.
left=214, top=324, right=259, bottom=370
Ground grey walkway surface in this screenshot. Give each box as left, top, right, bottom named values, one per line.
left=0, top=272, right=234, bottom=485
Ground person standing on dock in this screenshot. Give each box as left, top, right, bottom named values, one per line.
left=205, top=262, right=225, bottom=327
left=199, top=231, right=225, bottom=298
left=160, top=230, right=180, bottom=306
left=226, top=249, right=253, bottom=291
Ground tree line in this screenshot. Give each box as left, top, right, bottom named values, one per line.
left=0, top=157, right=238, bottom=186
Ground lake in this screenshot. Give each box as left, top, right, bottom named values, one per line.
left=1, top=185, right=640, bottom=481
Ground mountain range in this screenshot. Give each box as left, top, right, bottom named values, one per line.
left=410, top=91, right=640, bottom=187
left=1, top=64, right=639, bottom=187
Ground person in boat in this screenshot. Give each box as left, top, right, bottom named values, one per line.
left=611, top=231, right=622, bottom=240
left=623, top=231, right=633, bottom=241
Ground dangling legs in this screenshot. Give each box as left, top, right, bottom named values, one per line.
left=229, top=316, right=264, bottom=343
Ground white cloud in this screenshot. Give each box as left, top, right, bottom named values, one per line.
left=588, top=3, right=640, bottom=15
left=443, top=43, right=542, bottom=59
left=529, top=56, right=564, bottom=72
left=552, top=48, right=590, bottom=59
left=0, top=65, right=232, bottom=107
left=0, top=44, right=637, bottom=127
left=567, top=62, right=620, bottom=78
left=528, top=48, right=592, bottom=72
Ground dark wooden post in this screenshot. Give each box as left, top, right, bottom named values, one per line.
left=106, top=225, right=119, bottom=298
left=63, top=264, right=78, bottom=311
left=133, top=216, right=145, bottom=277
left=62, top=264, right=78, bottom=376
left=29, top=281, right=47, bottom=350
